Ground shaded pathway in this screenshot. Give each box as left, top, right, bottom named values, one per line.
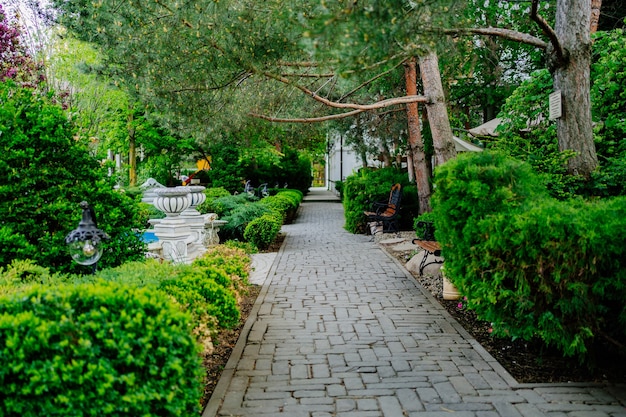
left=204, top=190, right=626, bottom=417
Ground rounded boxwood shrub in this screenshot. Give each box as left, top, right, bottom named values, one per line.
left=193, top=246, right=251, bottom=292
left=243, top=213, right=282, bottom=250
left=159, top=271, right=240, bottom=329
left=0, top=282, right=203, bottom=416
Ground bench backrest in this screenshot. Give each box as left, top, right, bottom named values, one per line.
left=388, top=183, right=402, bottom=209
left=378, top=183, right=402, bottom=217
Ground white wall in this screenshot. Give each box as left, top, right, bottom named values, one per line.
left=325, top=133, right=362, bottom=194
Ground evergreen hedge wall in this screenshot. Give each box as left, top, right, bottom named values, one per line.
left=432, top=151, right=626, bottom=362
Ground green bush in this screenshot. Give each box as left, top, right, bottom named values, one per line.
left=491, top=28, right=626, bottom=199
left=220, top=203, right=273, bottom=241
left=343, top=167, right=419, bottom=233
left=334, top=180, right=344, bottom=199
left=224, top=240, right=259, bottom=254
left=432, top=151, right=626, bottom=363
left=193, top=245, right=251, bottom=292
left=0, top=259, right=54, bottom=287
left=199, top=193, right=257, bottom=217
left=0, top=282, right=203, bottom=416
left=196, top=187, right=232, bottom=214
left=413, top=211, right=436, bottom=240
left=0, top=80, right=146, bottom=274
left=243, top=213, right=282, bottom=250
left=260, top=189, right=302, bottom=223
left=92, top=258, right=178, bottom=284
left=241, top=146, right=313, bottom=195
left=159, top=271, right=239, bottom=329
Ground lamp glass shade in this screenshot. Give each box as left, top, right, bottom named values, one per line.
left=67, top=238, right=103, bottom=265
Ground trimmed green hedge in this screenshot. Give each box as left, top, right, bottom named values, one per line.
left=260, top=189, right=303, bottom=224
left=432, top=151, right=626, bottom=362
left=244, top=213, right=282, bottom=250
left=0, top=282, right=203, bottom=416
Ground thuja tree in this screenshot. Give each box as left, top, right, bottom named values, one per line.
left=0, top=80, right=146, bottom=274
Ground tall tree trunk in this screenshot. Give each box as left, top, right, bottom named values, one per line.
left=590, top=0, right=602, bottom=35
left=127, top=110, right=137, bottom=186
left=419, top=51, right=457, bottom=168
left=552, top=0, right=598, bottom=177
left=404, top=57, right=431, bottom=214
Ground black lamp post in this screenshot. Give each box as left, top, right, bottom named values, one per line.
left=65, top=201, right=110, bottom=273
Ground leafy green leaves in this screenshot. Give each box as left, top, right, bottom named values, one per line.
left=432, top=151, right=626, bottom=362
left=0, top=81, right=146, bottom=273
left=0, top=282, right=204, bottom=416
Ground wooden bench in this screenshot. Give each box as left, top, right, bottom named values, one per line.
left=412, top=221, right=443, bottom=275
left=411, top=239, right=443, bottom=276
left=363, top=183, right=402, bottom=234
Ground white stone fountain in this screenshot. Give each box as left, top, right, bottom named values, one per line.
left=152, top=187, right=193, bottom=263
left=144, top=185, right=228, bottom=263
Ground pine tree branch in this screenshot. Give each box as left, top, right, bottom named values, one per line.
left=530, top=0, right=566, bottom=65
left=259, top=70, right=429, bottom=110
left=249, top=109, right=366, bottom=123
left=439, top=27, right=548, bottom=49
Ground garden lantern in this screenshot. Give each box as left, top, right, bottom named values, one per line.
left=65, top=201, right=110, bottom=271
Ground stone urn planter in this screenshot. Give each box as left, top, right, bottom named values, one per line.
left=152, top=187, right=192, bottom=263
left=181, top=185, right=206, bottom=216
left=441, top=266, right=461, bottom=300
left=153, top=187, right=191, bottom=216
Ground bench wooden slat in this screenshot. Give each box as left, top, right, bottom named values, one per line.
left=411, top=239, right=443, bottom=276
left=412, top=240, right=441, bottom=254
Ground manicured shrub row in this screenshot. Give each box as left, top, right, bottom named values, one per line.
left=0, top=245, right=253, bottom=415
left=260, top=189, right=303, bottom=224
left=0, top=282, right=203, bottom=416
left=432, top=151, right=626, bottom=362
left=342, top=167, right=419, bottom=234
left=199, top=187, right=302, bottom=249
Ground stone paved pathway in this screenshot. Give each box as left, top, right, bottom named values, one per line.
left=203, top=191, right=626, bottom=417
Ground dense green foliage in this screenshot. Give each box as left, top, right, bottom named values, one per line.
left=492, top=27, right=626, bottom=198
left=413, top=211, right=436, bottom=239
left=259, top=189, right=303, bottom=223
left=490, top=70, right=578, bottom=199
left=432, top=151, right=626, bottom=362
left=220, top=203, right=275, bottom=242
left=0, top=81, right=145, bottom=273
left=589, top=27, right=626, bottom=197
left=94, top=258, right=242, bottom=331
left=243, top=213, right=282, bottom=250
left=198, top=188, right=301, bottom=246
left=240, top=147, right=312, bottom=195
left=342, top=167, right=419, bottom=234
left=0, top=282, right=203, bottom=416
left=198, top=193, right=258, bottom=218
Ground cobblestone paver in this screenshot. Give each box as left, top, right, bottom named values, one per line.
left=204, top=194, right=626, bottom=417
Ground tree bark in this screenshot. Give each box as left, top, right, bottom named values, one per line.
left=127, top=111, right=137, bottom=187
left=552, top=0, right=598, bottom=177
left=590, top=0, right=602, bottom=35
left=404, top=57, right=431, bottom=214
left=419, top=51, right=457, bottom=168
